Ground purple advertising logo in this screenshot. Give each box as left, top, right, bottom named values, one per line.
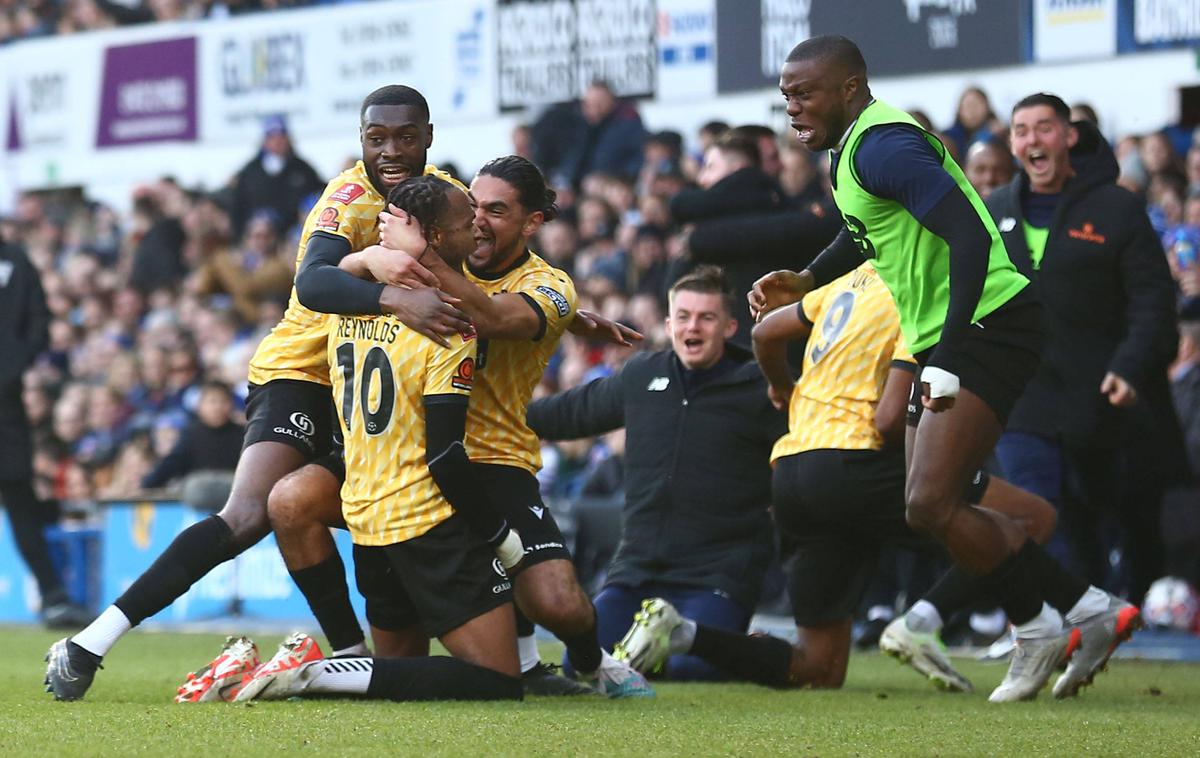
left=96, top=37, right=197, bottom=148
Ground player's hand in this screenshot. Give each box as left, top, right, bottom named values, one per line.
left=361, top=244, right=439, bottom=289
left=750, top=270, right=812, bottom=321
left=568, top=309, right=644, bottom=346
left=378, top=205, right=427, bottom=252
left=494, top=528, right=526, bottom=573
left=380, top=286, right=469, bottom=348
left=767, top=382, right=792, bottom=411
left=920, top=366, right=959, bottom=413
left=1100, top=371, right=1138, bottom=407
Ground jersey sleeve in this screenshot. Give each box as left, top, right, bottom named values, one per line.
left=799, top=282, right=830, bottom=327
left=515, top=269, right=578, bottom=342
left=853, top=126, right=958, bottom=222
left=309, top=178, right=381, bottom=251
left=423, top=330, right=479, bottom=401
left=891, top=332, right=917, bottom=368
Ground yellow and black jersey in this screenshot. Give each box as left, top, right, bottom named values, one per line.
left=465, top=250, right=576, bottom=473
left=248, top=162, right=463, bottom=387
left=328, top=313, right=477, bottom=546
left=771, top=263, right=915, bottom=462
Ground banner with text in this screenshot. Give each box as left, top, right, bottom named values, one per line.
left=1033, top=0, right=1118, bottom=61
left=498, top=0, right=657, bottom=109
left=1118, top=0, right=1200, bottom=51
left=716, top=0, right=1026, bottom=93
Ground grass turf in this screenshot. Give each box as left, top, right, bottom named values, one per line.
left=5, top=626, right=1200, bottom=756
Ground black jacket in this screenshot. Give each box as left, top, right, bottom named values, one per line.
left=0, top=243, right=48, bottom=399
left=142, top=420, right=246, bottom=489
left=231, top=150, right=324, bottom=237
left=526, top=346, right=787, bottom=609
left=987, top=121, right=1182, bottom=457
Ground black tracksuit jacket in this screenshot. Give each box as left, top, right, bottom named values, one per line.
left=526, top=346, right=787, bottom=610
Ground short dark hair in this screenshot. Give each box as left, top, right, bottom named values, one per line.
left=713, top=131, right=761, bottom=167
left=1012, top=93, right=1070, bottom=123
left=200, top=379, right=232, bottom=397
left=786, top=35, right=867, bottom=77
left=669, top=265, right=736, bottom=315
left=700, top=120, right=730, bottom=137
left=361, top=85, right=430, bottom=122
left=385, top=176, right=456, bottom=243
left=476, top=155, right=559, bottom=222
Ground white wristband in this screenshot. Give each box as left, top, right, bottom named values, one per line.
left=496, top=529, right=526, bottom=571
left=920, top=366, right=960, bottom=399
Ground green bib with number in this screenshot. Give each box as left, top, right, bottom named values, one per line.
left=830, top=100, right=1028, bottom=354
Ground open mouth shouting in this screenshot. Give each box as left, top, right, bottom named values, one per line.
left=376, top=163, right=412, bottom=188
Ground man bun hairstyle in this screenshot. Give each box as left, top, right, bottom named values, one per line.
left=361, top=84, right=430, bottom=122
left=386, top=176, right=455, bottom=243
left=1012, top=92, right=1071, bottom=123
left=669, top=264, right=736, bottom=316
left=476, top=155, right=559, bottom=222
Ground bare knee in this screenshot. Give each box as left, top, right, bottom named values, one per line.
left=516, top=566, right=593, bottom=636
left=267, top=467, right=340, bottom=533
left=904, top=478, right=957, bottom=536
left=216, top=498, right=271, bottom=541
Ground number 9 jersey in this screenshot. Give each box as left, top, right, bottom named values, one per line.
left=770, top=262, right=915, bottom=463
left=328, top=314, right=477, bottom=546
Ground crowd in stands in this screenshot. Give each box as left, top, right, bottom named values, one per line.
left=2, top=74, right=1199, bottom=613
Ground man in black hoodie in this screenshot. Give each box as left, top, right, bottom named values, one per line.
left=526, top=266, right=786, bottom=680
left=987, top=93, right=1186, bottom=602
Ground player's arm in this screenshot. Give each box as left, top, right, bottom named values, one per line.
left=420, top=254, right=545, bottom=340
left=875, top=362, right=917, bottom=448
left=749, top=228, right=859, bottom=320
left=296, top=231, right=470, bottom=347
left=425, top=397, right=523, bottom=570
left=526, top=367, right=627, bottom=440
left=752, top=301, right=811, bottom=410
left=857, top=126, right=991, bottom=405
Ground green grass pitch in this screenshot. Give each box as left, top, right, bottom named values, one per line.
left=5, top=626, right=1199, bottom=756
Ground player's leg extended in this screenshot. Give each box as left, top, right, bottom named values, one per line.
left=269, top=460, right=369, bottom=657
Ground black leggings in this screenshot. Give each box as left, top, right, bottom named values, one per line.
left=1, top=480, right=65, bottom=602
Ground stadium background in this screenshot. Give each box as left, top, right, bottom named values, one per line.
left=0, top=0, right=1198, bottom=634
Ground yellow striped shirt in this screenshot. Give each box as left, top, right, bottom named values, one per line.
left=248, top=162, right=463, bottom=386
left=771, top=263, right=915, bottom=462
left=329, top=314, right=477, bottom=546
left=465, top=251, right=577, bottom=473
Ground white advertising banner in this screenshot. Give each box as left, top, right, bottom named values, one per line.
left=1033, top=0, right=1118, bottom=62
left=655, top=0, right=717, bottom=100
left=200, top=0, right=497, bottom=145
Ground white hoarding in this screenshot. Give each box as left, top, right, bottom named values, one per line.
left=1033, top=0, right=1118, bottom=62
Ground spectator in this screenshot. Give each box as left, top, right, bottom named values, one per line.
left=0, top=239, right=91, bottom=627
left=942, top=85, right=1003, bottom=159
left=558, top=81, right=647, bottom=188
left=190, top=209, right=292, bottom=324
left=963, top=140, right=1015, bottom=200
left=731, top=125, right=783, bottom=179
left=228, top=115, right=324, bottom=238
left=127, top=184, right=186, bottom=295
left=528, top=266, right=786, bottom=680
left=141, top=380, right=243, bottom=490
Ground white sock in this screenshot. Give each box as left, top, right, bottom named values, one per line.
left=305, top=657, right=373, bottom=694
left=1064, top=586, right=1110, bottom=626
left=969, top=608, right=1008, bottom=637
left=71, top=606, right=132, bottom=657
left=668, top=617, right=697, bottom=655
left=905, top=600, right=943, bottom=634
left=518, top=634, right=541, bottom=674
left=867, top=604, right=894, bottom=623
left=1013, top=602, right=1064, bottom=639
left=331, top=641, right=370, bottom=658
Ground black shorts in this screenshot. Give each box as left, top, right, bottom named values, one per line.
left=909, top=292, right=1043, bottom=428
left=472, top=464, right=571, bottom=568
left=243, top=379, right=336, bottom=460
left=353, top=514, right=513, bottom=638
left=772, top=449, right=939, bottom=627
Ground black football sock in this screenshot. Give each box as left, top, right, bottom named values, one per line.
left=980, top=539, right=1045, bottom=626
left=924, top=566, right=990, bottom=621
left=562, top=608, right=603, bottom=674
left=690, top=625, right=794, bottom=687
left=515, top=607, right=536, bottom=638
left=1026, top=541, right=1090, bottom=614
left=365, top=656, right=522, bottom=701
left=113, top=515, right=240, bottom=625
left=289, top=552, right=364, bottom=652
